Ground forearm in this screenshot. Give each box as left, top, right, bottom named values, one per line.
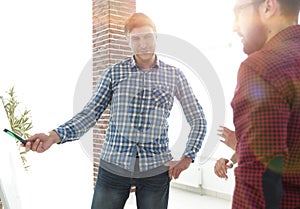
left=230, top=152, right=238, bottom=164
left=48, top=130, right=61, bottom=144
left=183, top=117, right=207, bottom=159
left=55, top=109, right=98, bottom=143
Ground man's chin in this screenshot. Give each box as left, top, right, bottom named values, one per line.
left=138, top=52, right=153, bottom=56
left=136, top=53, right=154, bottom=60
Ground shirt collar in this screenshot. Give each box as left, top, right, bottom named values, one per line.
left=264, top=25, right=300, bottom=49
left=129, top=55, right=160, bottom=70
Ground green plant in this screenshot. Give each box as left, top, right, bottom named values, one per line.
left=0, top=87, right=33, bottom=208
left=1, top=86, right=33, bottom=171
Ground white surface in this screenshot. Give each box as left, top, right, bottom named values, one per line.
left=0, top=100, right=93, bottom=209
left=0, top=102, right=25, bottom=209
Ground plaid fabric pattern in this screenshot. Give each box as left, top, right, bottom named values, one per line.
left=231, top=25, right=300, bottom=208
left=56, top=56, right=207, bottom=172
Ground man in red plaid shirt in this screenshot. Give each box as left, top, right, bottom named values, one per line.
left=216, top=0, right=300, bottom=208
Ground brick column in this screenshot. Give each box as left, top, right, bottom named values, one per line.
left=92, top=0, right=136, bottom=185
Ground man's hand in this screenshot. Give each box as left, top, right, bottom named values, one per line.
left=25, top=130, right=61, bottom=153
left=214, top=158, right=233, bottom=180
left=218, top=126, right=237, bottom=150
left=166, top=157, right=192, bottom=180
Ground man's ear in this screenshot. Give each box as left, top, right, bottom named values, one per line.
left=259, top=0, right=278, bottom=20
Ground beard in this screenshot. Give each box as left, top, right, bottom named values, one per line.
left=242, top=18, right=268, bottom=55
left=135, top=52, right=155, bottom=63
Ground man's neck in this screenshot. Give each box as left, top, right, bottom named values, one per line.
left=265, top=17, right=298, bottom=43
left=134, top=55, right=156, bottom=70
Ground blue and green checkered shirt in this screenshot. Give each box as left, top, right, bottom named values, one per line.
left=55, top=56, right=207, bottom=172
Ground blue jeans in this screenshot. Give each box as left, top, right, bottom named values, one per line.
left=91, top=167, right=170, bottom=209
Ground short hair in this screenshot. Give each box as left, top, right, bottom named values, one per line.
left=277, top=0, right=300, bottom=17
left=124, top=13, right=156, bottom=36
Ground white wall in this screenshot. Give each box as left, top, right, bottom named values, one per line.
left=0, top=0, right=92, bottom=131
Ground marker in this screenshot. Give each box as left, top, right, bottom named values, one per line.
left=3, top=128, right=27, bottom=145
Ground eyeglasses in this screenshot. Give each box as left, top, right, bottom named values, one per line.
left=234, top=0, right=264, bottom=17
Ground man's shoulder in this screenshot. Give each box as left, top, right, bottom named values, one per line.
left=244, top=25, right=300, bottom=72
left=103, top=57, right=132, bottom=74
left=241, top=41, right=299, bottom=85
left=113, top=57, right=132, bottom=68
left=157, top=59, right=185, bottom=79
left=158, top=58, right=178, bottom=70
left=244, top=40, right=299, bottom=71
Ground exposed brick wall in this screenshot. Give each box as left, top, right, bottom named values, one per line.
left=92, top=0, right=136, bottom=185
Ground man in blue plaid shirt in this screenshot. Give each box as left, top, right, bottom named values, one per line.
left=26, top=13, right=207, bottom=209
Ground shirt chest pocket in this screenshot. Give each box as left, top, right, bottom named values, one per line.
left=152, top=86, right=173, bottom=109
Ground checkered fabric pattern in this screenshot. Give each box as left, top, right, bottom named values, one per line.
left=56, top=56, right=207, bottom=172
left=231, top=25, right=300, bottom=208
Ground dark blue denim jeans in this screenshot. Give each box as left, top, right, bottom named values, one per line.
left=91, top=167, right=170, bottom=209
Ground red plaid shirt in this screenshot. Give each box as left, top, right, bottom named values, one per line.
left=231, top=25, right=300, bottom=208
